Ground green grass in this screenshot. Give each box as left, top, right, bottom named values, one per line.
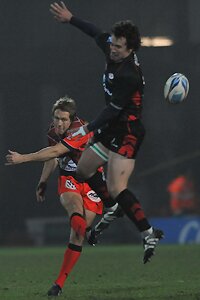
left=0, top=244, right=200, bottom=300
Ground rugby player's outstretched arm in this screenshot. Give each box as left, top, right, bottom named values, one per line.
left=50, top=1, right=102, bottom=38
left=50, top=2, right=73, bottom=23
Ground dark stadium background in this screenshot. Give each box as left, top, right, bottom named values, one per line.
left=1, top=0, right=200, bottom=245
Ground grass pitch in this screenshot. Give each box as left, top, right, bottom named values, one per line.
left=0, top=244, right=200, bottom=300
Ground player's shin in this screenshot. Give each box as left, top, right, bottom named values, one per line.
left=55, top=243, right=82, bottom=289
left=54, top=213, right=86, bottom=288
left=115, top=188, right=151, bottom=232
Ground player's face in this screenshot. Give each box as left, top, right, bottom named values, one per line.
left=53, top=109, right=71, bottom=135
left=110, top=35, right=133, bottom=62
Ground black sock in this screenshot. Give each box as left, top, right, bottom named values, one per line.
left=86, top=172, right=116, bottom=208
left=115, top=189, right=151, bottom=232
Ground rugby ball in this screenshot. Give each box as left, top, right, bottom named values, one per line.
left=164, top=73, right=189, bottom=104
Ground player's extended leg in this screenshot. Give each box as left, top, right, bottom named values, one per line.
left=77, top=143, right=116, bottom=208
left=77, top=143, right=107, bottom=179
left=48, top=192, right=89, bottom=296
left=77, top=143, right=124, bottom=244
left=106, top=151, right=164, bottom=263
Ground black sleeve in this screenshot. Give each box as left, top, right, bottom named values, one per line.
left=95, top=33, right=111, bottom=54
left=70, top=16, right=102, bottom=38
left=86, top=103, right=121, bottom=132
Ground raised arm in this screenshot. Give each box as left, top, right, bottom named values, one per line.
left=50, top=1, right=73, bottom=23
left=50, top=1, right=102, bottom=38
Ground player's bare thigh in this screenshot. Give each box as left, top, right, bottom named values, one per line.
left=85, top=209, right=96, bottom=228
left=107, top=151, right=135, bottom=198
left=60, top=191, right=84, bottom=217
left=77, top=142, right=109, bottom=179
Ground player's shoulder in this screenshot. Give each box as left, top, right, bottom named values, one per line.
left=70, top=116, right=86, bottom=130
left=95, top=32, right=111, bottom=55
left=62, top=133, right=90, bottom=151
left=47, top=122, right=60, bottom=145
left=123, top=52, right=140, bottom=70
left=118, top=56, right=142, bottom=82
left=96, top=32, right=110, bottom=43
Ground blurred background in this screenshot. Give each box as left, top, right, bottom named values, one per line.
left=1, top=0, right=200, bottom=246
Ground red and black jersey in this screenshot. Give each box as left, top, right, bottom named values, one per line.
left=47, top=116, right=91, bottom=178
left=95, top=33, right=144, bottom=122
left=47, top=116, right=85, bottom=146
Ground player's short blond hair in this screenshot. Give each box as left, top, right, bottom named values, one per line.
left=52, top=95, right=77, bottom=121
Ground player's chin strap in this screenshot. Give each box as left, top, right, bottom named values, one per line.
left=71, top=126, right=87, bottom=137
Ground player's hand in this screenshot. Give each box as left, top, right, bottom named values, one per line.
left=36, top=182, right=47, bottom=202
left=5, top=150, right=24, bottom=165
left=50, top=1, right=73, bottom=23
left=69, top=125, right=89, bottom=139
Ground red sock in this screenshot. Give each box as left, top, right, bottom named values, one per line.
left=55, top=243, right=82, bottom=288
left=70, top=213, right=86, bottom=237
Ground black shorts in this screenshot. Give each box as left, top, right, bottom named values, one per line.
left=93, top=119, right=145, bottom=159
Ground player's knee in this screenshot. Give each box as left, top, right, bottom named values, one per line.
left=108, top=184, right=126, bottom=199
left=76, top=164, right=96, bottom=181
left=70, top=213, right=86, bottom=238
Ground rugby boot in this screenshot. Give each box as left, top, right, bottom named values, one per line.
left=143, top=228, right=164, bottom=264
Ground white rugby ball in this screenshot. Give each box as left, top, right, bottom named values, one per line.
left=164, top=73, right=189, bottom=104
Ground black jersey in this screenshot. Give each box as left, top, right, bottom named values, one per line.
left=96, top=33, right=145, bottom=123
left=70, top=16, right=145, bottom=134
